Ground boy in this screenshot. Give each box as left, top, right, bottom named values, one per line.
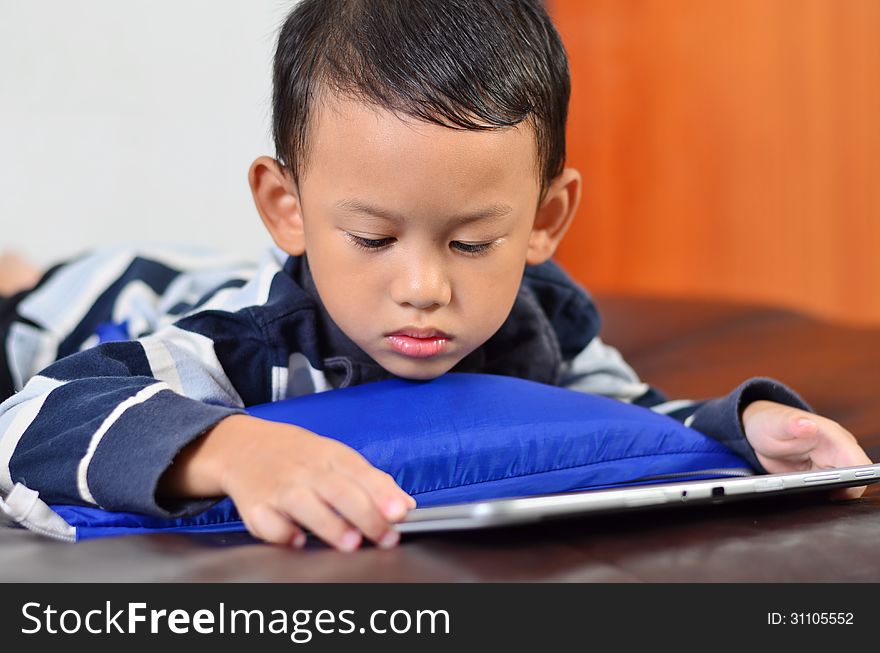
left=0, top=0, right=870, bottom=552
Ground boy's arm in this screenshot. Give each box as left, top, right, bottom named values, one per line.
left=1, top=312, right=414, bottom=549
left=559, top=336, right=818, bottom=471
left=0, top=334, right=244, bottom=518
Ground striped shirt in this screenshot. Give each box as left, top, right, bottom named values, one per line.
left=0, top=245, right=811, bottom=519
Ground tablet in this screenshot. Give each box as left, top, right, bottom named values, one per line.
left=395, top=462, right=880, bottom=533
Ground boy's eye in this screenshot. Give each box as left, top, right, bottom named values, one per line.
left=451, top=241, right=498, bottom=256
left=345, top=233, right=499, bottom=256
left=346, top=233, right=395, bottom=250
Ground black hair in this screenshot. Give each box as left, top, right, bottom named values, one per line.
left=272, top=0, right=570, bottom=196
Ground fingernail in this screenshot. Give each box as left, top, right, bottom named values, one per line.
left=291, top=533, right=306, bottom=549
left=384, top=498, right=407, bottom=520
left=379, top=530, right=400, bottom=549
left=797, top=418, right=817, bottom=430
left=339, top=530, right=361, bottom=552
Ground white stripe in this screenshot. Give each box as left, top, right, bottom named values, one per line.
left=0, top=376, right=66, bottom=492
left=6, top=321, right=58, bottom=392
left=615, top=382, right=651, bottom=403
left=158, top=326, right=243, bottom=407
left=156, top=266, right=255, bottom=319
left=141, top=336, right=184, bottom=394
left=110, top=279, right=160, bottom=335
left=309, top=364, right=330, bottom=394
left=76, top=382, right=170, bottom=506
left=78, top=334, right=100, bottom=352
left=684, top=414, right=696, bottom=428
left=256, top=265, right=276, bottom=306
left=256, top=246, right=286, bottom=306
left=135, top=245, right=252, bottom=274
left=188, top=249, right=282, bottom=314
left=271, top=366, right=288, bottom=402
left=18, top=248, right=135, bottom=338
left=561, top=336, right=650, bottom=402
left=650, top=399, right=697, bottom=415
left=0, top=483, right=77, bottom=543
left=183, top=286, right=243, bottom=315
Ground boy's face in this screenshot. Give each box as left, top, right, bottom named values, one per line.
left=255, top=94, right=575, bottom=381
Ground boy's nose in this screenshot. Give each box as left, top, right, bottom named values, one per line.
left=390, top=260, right=452, bottom=310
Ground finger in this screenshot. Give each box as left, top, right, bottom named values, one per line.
left=813, top=421, right=873, bottom=469
left=782, top=415, right=821, bottom=452
left=279, top=486, right=363, bottom=552
left=244, top=504, right=306, bottom=548
left=830, top=485, right=867, bottom=501
left=791, top=415, right=819, bottom=435
left=331, top=454, right=416, bottom=520
left=313, top=474, right=398, bottom=547
left=806, top=420, right=871, bottom=500
left=752, top=412, right=820, bottom=465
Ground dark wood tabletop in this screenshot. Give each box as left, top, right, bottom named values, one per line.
left=2, top=294, right=879, bottom=582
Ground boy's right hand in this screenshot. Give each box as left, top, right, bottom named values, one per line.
left=160, top=414, right=416, bottom=552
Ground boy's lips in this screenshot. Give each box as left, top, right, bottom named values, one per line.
left=385, top=326, right=452, bottom=358
left=385, top=326, right=451, bottom=339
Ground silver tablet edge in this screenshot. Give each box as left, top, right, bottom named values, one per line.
left=395, top=462, right=880, bottom=533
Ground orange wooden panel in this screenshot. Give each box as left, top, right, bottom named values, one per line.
left=550, top=0, right=880, bottom=325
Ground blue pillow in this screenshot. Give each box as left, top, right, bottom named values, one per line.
left=50, top=373, right=751, bottom=540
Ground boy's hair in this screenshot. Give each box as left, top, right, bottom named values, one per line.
left=272, top=0, right=570, bottom=197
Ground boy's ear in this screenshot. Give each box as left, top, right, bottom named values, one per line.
left=248, top=156, right=306, bottom=256
left=525, top=168, right=582, bottom=266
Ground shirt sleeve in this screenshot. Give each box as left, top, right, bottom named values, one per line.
left=0, top=311, right=273, bottom=518
left=558, top=336, right=813, bottom=472
left=0, top=247, right=300, bottom=518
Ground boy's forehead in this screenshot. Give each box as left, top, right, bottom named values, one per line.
left=302, top=93, right=540, bottom=208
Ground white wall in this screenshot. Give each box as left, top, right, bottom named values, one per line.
left=0, top=0, right=299, bottom=265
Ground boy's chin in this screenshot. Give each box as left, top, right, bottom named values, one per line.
left=378, top=355, right=458, bottom=382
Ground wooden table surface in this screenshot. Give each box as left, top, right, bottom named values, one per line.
left=2, top=294, right=879, bottom=582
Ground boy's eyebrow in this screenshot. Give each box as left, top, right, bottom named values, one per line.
left=334, top=198, right=513, bottom=224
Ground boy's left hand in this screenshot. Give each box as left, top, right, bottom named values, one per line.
left=742, top=400, right=873, bottom=500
